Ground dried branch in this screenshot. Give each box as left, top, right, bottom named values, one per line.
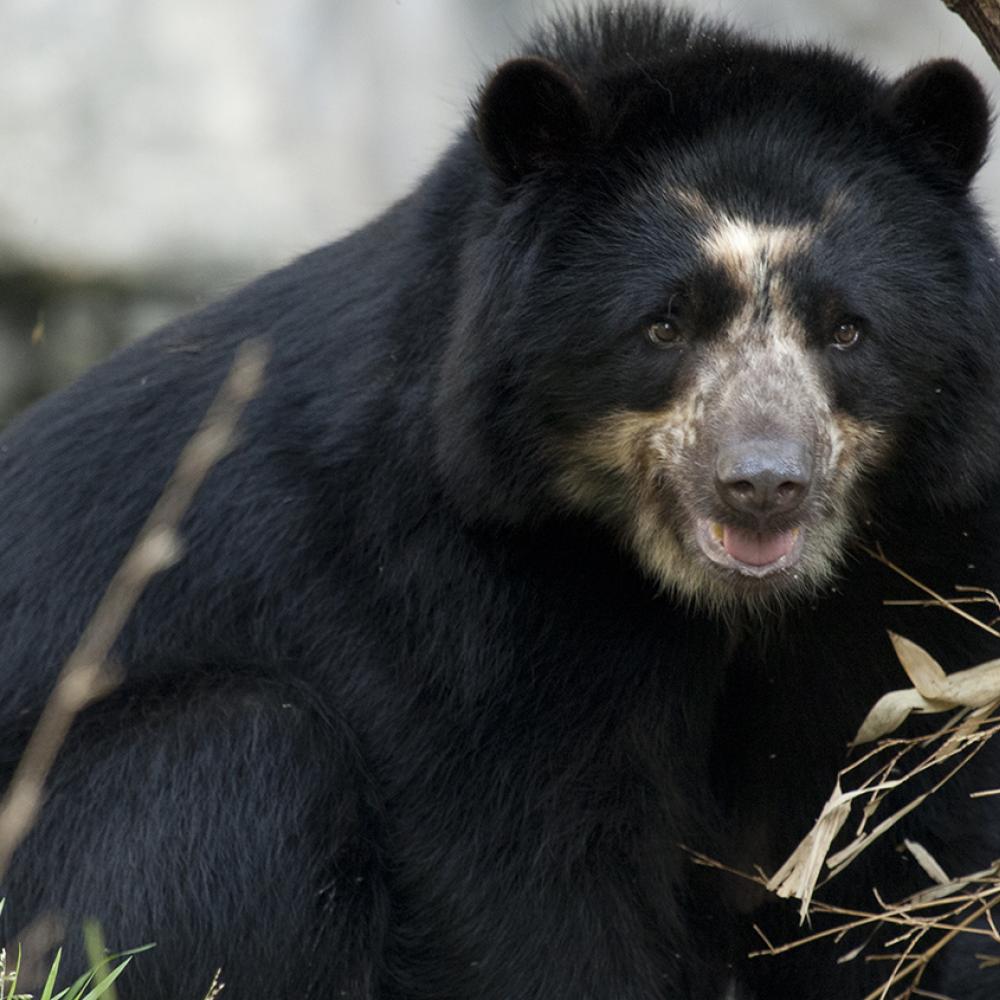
left=942, top=0, right=1000, bottom=70
left=0, top=340, right=268, bottom=880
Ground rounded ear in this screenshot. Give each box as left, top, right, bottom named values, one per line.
left=475, top=57, right=592, bottom=185
left=884, top=59, right=991, bottom=187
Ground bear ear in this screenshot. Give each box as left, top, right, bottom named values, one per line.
left=884, top=59, right=991, bottom=187
left=475, top=57, right=592, bottom=185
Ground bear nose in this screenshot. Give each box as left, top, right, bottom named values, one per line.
left=715, top=437, right=812, bottom=519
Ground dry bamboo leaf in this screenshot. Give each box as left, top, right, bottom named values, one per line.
left=940, top=662, right=1000, bottom=707
left=904, top=839, right=949, bottom=885
left=905, top=863, right=999, bottom=905
left=890, top=633, right=948, bottom=694
left=828, top=788, right=935, bottom=876
left=767, top=780, right=853, bottom=920
left=852, top=635, right=1000, bottom=744
left=905, top=881, right=975, bottom=905
left=837, top=942, right=867, bottom=963
left=853, top=689, right=952, bottom=745
left=893, top=634, right=1000, bottom=707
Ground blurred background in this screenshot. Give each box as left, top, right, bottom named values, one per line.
left=1, top=0, right=997, bottom=423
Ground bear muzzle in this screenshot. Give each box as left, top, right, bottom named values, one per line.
left=697, top=434, right=814, bottom=576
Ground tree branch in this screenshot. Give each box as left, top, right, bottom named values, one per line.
left=943, top=0, right=1000, bottom=70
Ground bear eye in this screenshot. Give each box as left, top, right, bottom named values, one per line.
left=831, top=320, right=863, bottom=350
left=645, top=320, right=683, bottom=347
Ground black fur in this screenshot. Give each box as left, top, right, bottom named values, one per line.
left=476, top=57, right=592, bottom=184
left=2, top=6, right=1000, bottom=998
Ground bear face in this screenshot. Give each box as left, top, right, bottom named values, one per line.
left=436, top=12, right=1000, bottom=613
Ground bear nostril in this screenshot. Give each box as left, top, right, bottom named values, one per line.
left=715, top=438, right=812, bottom=519
left=775, top=481, right=805, bottom=505
left=718, top=476, right=769, bottom=511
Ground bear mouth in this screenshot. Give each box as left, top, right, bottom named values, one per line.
left=695, top=518, right=804, bottom=578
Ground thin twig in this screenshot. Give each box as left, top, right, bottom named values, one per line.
left=862, top=544, right=1000, bottom=639
left=0, top=340, right=267, bottom=880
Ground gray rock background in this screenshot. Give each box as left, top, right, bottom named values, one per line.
left=1, top=0, right=997, bottom=422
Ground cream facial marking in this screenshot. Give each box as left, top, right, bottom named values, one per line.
left=699, top=215, right=815, bottom=302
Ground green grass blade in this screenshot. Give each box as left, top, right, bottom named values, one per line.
left=75, top=958, right=132, bottom=1000
left=39, top=948, right=63, bottom=1000
left=59, top=968, right=97, bottom=1000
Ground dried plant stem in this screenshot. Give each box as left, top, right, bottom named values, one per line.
left=861, top=544, right=1000, bottom=639
left=862, top=892, right=1000, bottom=1000
left=202, top=968, right=225, bottom=999
left=0, top=341, right=267, bottom=880
left=883, top=598, right=996, bottom=607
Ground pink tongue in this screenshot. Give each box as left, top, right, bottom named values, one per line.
left=722, top=526, right=796, bottom=567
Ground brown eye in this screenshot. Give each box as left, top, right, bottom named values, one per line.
left=645, top=320, right=683, bottom=347
left=831, top=320, right=862, bottom=349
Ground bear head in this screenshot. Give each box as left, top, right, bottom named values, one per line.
left=434, top=9, right=1000, bottom=614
